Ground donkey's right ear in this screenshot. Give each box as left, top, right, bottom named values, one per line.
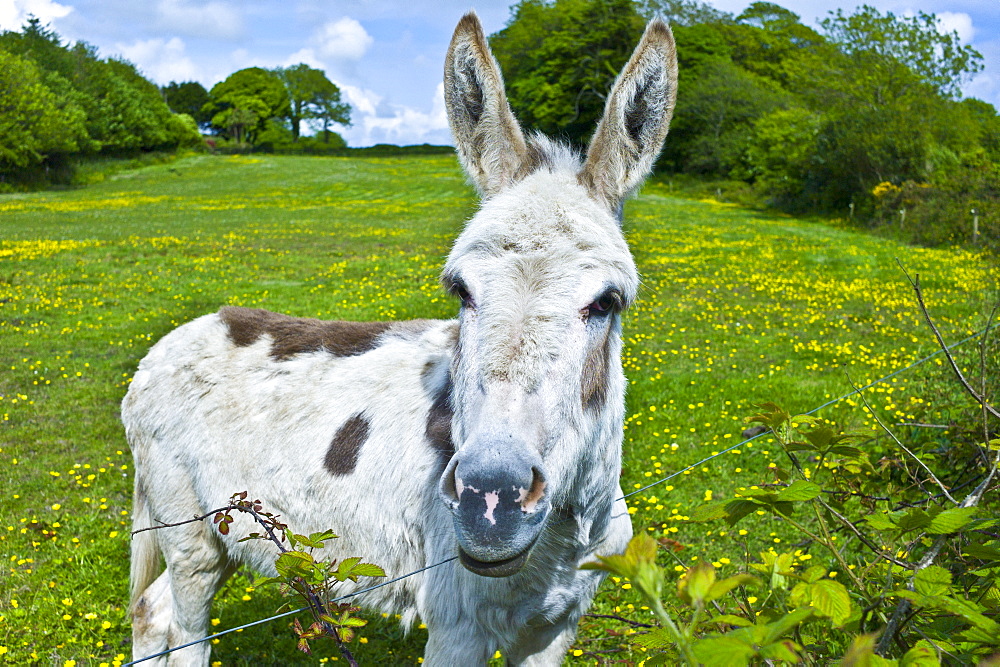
left=444, top=12, right=528, bottom=198
left=580, top=20, right=678, bottom=214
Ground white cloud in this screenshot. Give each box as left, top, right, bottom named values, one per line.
left=116, top=36, right=198, bottom=84
left=156, top=0, right=244, bottom=40
left=0, top=0, right=72, bottom=31
left=936, top=11, right=975, bottom=44
left=340, top=83, right=383, bottom=117
left=283, top=47, right=325, bottom=69
left=315, top=17, right=373, bottom=61
left=339, top=82, right=451, bottom=147
left=965, top=70, right=997, bottom=105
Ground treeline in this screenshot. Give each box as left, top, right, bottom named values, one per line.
left=163, top=64, right=351, bottom=154
left=490, top=0, right=1000, bottom=249
left=0, top=18, right=203, bottom=187
left=0, top=19, right=353, bottom=189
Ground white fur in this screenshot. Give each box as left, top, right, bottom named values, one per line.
left=125, top=12, right=676, bottom=666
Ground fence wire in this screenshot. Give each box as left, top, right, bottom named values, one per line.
left=125, top=324, right=992, bottom=665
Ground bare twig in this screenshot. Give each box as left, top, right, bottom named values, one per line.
left=847, top=373, right=957, bottom=505
left=897, top=263, right=1000, bottom=420
left=816, top=498, right=913, bottom=569
left=131, top=509, right=233, bottom=536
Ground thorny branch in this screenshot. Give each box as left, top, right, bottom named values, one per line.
left=132, top=493, right=361, bottom=667
left=874, top=275, right=999, bottom=657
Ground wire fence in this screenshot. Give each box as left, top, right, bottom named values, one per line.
left=125, top=324, right=993, bottom=665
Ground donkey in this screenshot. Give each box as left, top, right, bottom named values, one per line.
left=124, top=12, right=676, bottom=666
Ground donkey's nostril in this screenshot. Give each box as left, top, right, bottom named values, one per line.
left=438, top=456, right=461, bottom=507
left=516, top=467, right=547, bottom=513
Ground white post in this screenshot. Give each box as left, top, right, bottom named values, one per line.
left=972, top=208, right=979, bottom=243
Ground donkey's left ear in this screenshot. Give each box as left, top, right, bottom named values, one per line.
left=579, top=20, right=677, bottom=213
left=444, top=12, right=529, bottom=198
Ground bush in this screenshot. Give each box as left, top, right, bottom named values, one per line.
left=588, top=291, right=1000, bottom=665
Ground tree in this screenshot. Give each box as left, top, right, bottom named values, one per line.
left=206, top=67, right=289, bottom=145
left=310, top=85, right=351, bottom=144
left=634, top=0, right=731, bottom=26
left=489, top=0, right=645, bottom=147
left=668, top=58, right=788, bottom=175
left=162, top=81, right=212, bottom=128
left=820, top=5, right=983, bottom=100
left=740, top=107, right=823, bottom=202
left=275, top=64, right=350, bottom=142
left=792, top=6, right=987, bottom=207
left=0, top=50, right=89, bottom=172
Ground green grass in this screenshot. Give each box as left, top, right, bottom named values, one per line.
left=1, top=154, right=996, bottom=665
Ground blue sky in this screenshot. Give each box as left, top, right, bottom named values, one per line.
left=1, top=0, right=997, bottom=147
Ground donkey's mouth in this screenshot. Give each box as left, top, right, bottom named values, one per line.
left=458, top=544, right=533, bottom=577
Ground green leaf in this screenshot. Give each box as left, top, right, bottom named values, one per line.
left=342, top=562, right=386, bottom=579
left=785, top=441, right=818, bottom=452
left=739, top=487, right=779, bottom=500
left=690, top=501, right=730, bottom=522
left=963, top=543, right=1000, bottom=561
left=747, top=402, right=790, bottom=432
left=749, top=551, right=795, bottom=590
left=913, top=566, right=952, bottom=597
left=722, top=500, right=760, bottom=527
left=896, top=508, right=931, bottom=533
left=758, top=639, right=801, bottom=663
left=707, top=615, right=754, bottom=628
left=581, top=533, right=657, bottom=577
left=829, top=445, right=863, bottom=457
left=309, top=529, right=338, bottom=542
left=340, top=616, right=367, bottom=627
left=582, top=534, right=663, bottom=604
left=803, top=426, right=835, bottom=449
left=290, top=533, right=312, bottom=547
left=252, top=575, right=285, bottom=587
left=800, top=565, right=827, bottom=583
left=706, top=574, right=759, bottom=602
left=894, top=590, right=1000, bottom=635
left=760, top=607, right=814, bottom=645
left=959, top=625, right=1000, bottom=644
left=841, top=633, right=897, bottom=666
left=926, top=507, right=976, bottom=535
left=775, top=480, right=822, bottom=502
left=899, top=640, right=940, bottom=666
left=691, top=635, right=756, bottom=667
left=679, top=561, right=717, bottom=606
left=274, top=550, right=314, bottom=578
left=807, top=579, right=852, bottom=625
left=771, top=501, right=796, bottom=518
left=635, top=627, right=679, bottom=650
left=865, top=513, right=898, bottom=531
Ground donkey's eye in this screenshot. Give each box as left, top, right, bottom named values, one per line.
left=451, top=281, right=474, bottom=308
left=588, top=292, right=620, bottom=316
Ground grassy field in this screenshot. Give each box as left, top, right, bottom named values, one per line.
left=0, top=154, right=996, bottom=665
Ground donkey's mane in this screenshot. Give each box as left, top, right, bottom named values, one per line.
left=523, top=133, right=585, bottom=177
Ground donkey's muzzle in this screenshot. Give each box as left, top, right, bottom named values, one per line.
left=439, top=443, right=550, bottom=577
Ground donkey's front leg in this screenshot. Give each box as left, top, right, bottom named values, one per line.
left=423, top=621, right=496, bottom=666
left=503, top=622, right=578, bottom=667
